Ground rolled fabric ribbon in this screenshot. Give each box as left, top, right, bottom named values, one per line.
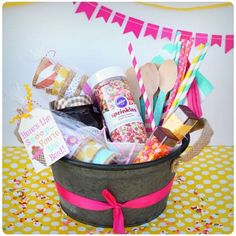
left=51, top=95, right=93, bottom=110
left=92, top=148, right=117, bottom=164
left=73, top=139, right=104, bottom=162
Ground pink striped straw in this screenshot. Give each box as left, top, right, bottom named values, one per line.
left=162, top=38, right=194, bottom=121
left=128, top=42, right=156, bottom=132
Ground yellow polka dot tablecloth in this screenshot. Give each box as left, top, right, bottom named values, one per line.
left=2, top=146, right=234, bottom=234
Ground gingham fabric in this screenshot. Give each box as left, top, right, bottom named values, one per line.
left=52, top=95, right=92, bottom=110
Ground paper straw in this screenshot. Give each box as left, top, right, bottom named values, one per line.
left=173, top=31, right=182, bottom=64
left=128, top=42, right=156, bottom=132
left=165, top=43, right=209, bottom=120
left=162, top=38, right=194, bottom=122
left=161, top=34, right=182, bottom=118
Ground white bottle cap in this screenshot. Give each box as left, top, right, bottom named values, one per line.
left=88, top=67, right=126, bottom=90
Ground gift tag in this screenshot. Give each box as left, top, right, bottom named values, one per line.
left=18, top=108, right=69, bottom=173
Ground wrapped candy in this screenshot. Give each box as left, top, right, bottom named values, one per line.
left=163, top=105, right=199, bottom=140
left=133, top=126, right=178, bottom=164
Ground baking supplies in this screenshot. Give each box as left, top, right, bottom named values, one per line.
left=32, top=57, right=76, bottom=96
left=173, top=32, right=182, bottom=64
left=141, top=63, right=160, bottom=112
left=153, top=60, right=177, bottom=126
left=128, top=42, right=156, bottom=132
left=89, top=67, right=147, bottom=143
left=163, top=38, right=194, bottom=122
left=50, top=95, right=103, bottom=129
left=163, top=105, right=199, bottom=140
left=165, top=43, right=209, bottom=121
left=126, top=67, right=142, bottom=113
left=132, top=126, right=178, bottom=164
left=72, top=139, right=117, bottom=164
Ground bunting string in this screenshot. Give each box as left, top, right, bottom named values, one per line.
left=73, top=2, right=234, bottom=54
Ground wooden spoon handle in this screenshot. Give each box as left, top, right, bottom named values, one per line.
left=153, top=90, right=167, bottom=126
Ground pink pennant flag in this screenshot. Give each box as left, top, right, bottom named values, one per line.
left=178, top=30, right=192, bottom=40
left=111, top=12, right=125, bottom=27
left=96, top=6, right=112, bottom=22
left=211, top=35, right=222, bottom=47
left=195, top=33, right=208, bottom=46
left=144, top=23, right=159, bottom=39
left=225, top=35, right=234, bottom=53
left=123, top=17, right=144, bottom=39
left=161, top=27, right=173, bottom=41
left=75, top=2, right=98, bottom=20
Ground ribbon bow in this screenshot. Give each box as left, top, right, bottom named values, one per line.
left=102, top=189, right=125, bottom=234
left=55, top=177, right=174, bottom=234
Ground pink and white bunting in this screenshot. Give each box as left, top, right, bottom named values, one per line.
left=123, top=17, right=144, bottom=39
left=112, top=12, right=125, bottom=27
left=161, top=27, right=173, bottom=41
left=75, top=2, right=98, bottom=20
left=74, top=2, right=234, bottom=54
left=96, top=6, right=112, bottom=22
left=144, top=23, right=159, bottom=39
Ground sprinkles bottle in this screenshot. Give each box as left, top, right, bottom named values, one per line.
left=89, top=67, right=147, bottom=143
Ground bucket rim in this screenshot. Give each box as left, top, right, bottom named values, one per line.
left=58, top=134, right=190, bottom=171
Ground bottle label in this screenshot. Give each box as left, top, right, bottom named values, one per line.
left=103, top=95, right=143, bottom=132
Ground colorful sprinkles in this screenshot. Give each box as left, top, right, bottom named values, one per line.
left=2, top=146, right=233, bottom=234
left=94, top=78, right=147, bottom=143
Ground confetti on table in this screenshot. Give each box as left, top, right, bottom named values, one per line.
left=2, top=146, right=234, bottom=234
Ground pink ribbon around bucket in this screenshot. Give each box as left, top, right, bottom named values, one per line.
left=55, top=177, right=174, bottom=234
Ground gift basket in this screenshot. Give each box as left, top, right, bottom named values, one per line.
left=12, top=34, right=214, bottom=234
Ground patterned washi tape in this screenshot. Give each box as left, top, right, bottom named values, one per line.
left=64, top=75, right=82, bottom=98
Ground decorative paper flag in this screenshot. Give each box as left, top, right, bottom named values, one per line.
left=195, top=33, right=208, bottom=46
left=111, top=12, right=125, bottom=26
left=211, top=34, right=222, bottom=47
left=123, top=17, right=144, bottom=39
left=178, top=30, right=192, bottom=40
left=161, top=27, right=173, bottom=41
left=96, top=6, right=112, bottom=22
left=75, top=2, right=98, bottom=20
left=73, top=2, right=234, bottom=54
left=144, top=23, right=159, bottom=39
left=225, top=35, right=234, bottom=53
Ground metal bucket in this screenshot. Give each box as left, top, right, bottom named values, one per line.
left=51, top=135, right=190, bottom=227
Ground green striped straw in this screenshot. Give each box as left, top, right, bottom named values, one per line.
left=166, top=43, right=209, bottom=118
left=173, top=32, right=182, bottom=65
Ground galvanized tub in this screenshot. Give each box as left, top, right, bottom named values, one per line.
left=51, top=135, right=190, bottom=227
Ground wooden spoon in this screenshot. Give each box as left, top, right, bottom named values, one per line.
left=140, top=63, right=160, bottom=113
left=125, top=67, right=142, bottom=113
left=153, top=59, right=177, bottom=125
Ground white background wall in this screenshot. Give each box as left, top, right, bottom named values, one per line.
left=3, top=2, right=234, bottom=146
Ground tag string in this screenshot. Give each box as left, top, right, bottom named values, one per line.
left=9, top=84, right=33, bottom=124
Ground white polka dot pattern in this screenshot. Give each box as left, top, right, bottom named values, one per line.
left=2, top=146, right=234, bottom=234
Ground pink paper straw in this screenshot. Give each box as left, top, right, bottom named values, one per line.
left=128, top=42, right=156, bottom=132
left=162, top=38, right=194, bottom=121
